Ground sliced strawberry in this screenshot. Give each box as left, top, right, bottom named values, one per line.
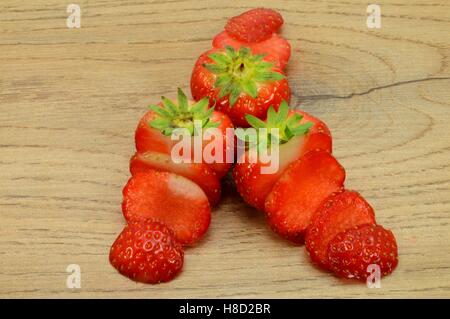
left=305, top=190, right=376, bottom=268
left=130, top=152, right=221, bottom=207
left=207, top=110, right=235, bottom=178
left=122, top=170, right=211, bottom=245
left=212, top=30, right=243, bottom=50
left=109, top=220, right=184, bottom=284
left=298, top=110, right=332, bottom=150
left=264, top=150, right=346, bottom=243
left=233, top=103, right=332, bottom=211
left=327, top=224, right=399, bottom=281
left=135, top=88, right=233, bottom=178
left=212, top=31, right=291, bottom=69
left=225, top=8, right=284, bottom=43
left=252, top=34, right=291, bottom=70
left=234, top=136, right=305, bottom=211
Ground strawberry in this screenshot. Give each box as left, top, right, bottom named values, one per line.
left=212, top=31, right=291, bottom=69
left=327, top=224, right=399, bottom=281
left=109, top=220, right=184, bottom=284
left=135, top=88, right=234, bottom=178
left=122, top=170, right=211, bottom=246
left=265, top=150, right=346, bottom=243
left=305, top=190, right=376, bottom=268
left=191, top=46, right=290, bottom=127
left=130, top=152, right=221, bottom=207
left=233, top=101, right=332, bottom=211
left=224, top=8, right=284, bottom=43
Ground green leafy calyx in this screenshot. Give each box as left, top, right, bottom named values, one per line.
left=149, top=88, right=219, bottom=136
left=203, top=46, right=285, bottom=107
left=242, top=100, right=313, bottom=147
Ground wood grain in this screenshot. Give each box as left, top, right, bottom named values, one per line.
left=1, top=0, right=449, bottom=298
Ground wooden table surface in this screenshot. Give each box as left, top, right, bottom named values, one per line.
left=1, top=0, right=450, bottom=298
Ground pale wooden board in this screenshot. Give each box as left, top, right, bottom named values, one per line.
left=1, top=0, right=450, bottom=298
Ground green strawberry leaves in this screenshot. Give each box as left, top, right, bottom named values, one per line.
left=149, top=88, right=219, bottom=136
left=203, top=46, right=285, bottom=107
left=238, top=100, right=313, bottom=150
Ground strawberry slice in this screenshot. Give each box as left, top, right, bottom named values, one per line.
left=225, top=8, right=284, bottom=43
left=233, top=102, right=332, bottom=211
left=305, top=190, right=376, bottom=268
left=109, top=220, right=184, bottom=284
left=212, top=31, right=291, bottom=69
left=327, top=224, right=399, bottom=281
left=264, top=150, right=346, bottom=243
left=122, top=170, right=211, bottom=245
left=130, top=151, right=221, bottom=207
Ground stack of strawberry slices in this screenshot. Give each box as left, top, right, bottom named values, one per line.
left=109, top=8, right=398, bottom=284
left=233, top=102, right=398, bottom=281
left=110, top=89, right=234, bottom=283
left=191, top=8, right=291, bottom=127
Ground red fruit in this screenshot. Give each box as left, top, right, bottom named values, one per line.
left=225, top=8, right=284, bottom=43
left=212, top=31, right=291, bottom=69
left=233, top=102, right=332, bottom=211
left=305, top=190, right=376, bottom=268
left=233, top=139, right=302, bottom=211
left=130, top=152, right=221, bottom=207
left=109, top=220, right=184, bottom=284
left=327, top=224, right=399, bottom=281
left=206, top=110, right=235, bottom=177
left=265, top=150, right=346, bottom=243
left=135, top=88, right=234, bottom=178
left=135, top=109, right=173, bottom=154
left=191, top=47, right=290, bottom=127
left=122, top=170, right=211, bottom=245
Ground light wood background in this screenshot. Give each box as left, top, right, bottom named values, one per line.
left=1, top=0, right=449, bottom=298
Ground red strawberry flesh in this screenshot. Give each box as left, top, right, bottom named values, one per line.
left=233, top=110, right=332, bottom=211
left=265, top=150, right=346, bottom=243
left=130, top=151, right=221, bottom=207
left=122, top=170, right=211, bottom=246
left=225, top=8, right=284, bottom=43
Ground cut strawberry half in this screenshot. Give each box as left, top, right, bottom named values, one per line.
left=233, top=136, right=306, bottom=211
left=225, top=8, right=284, bottom=43
left=305, top=190, right=376, bottom=268
left=264, top=150, right=346, bottom=243
left=135, top=88, right=234, bottom=179
left=233, top=102, right=332, bottom=211
left=212, top=31, right=291, bottom=69
left=122, top=170, right=211, bottom=246
left=327, top=224, right=399, bottom=281
left=130, top=151, right=221, bottom=207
